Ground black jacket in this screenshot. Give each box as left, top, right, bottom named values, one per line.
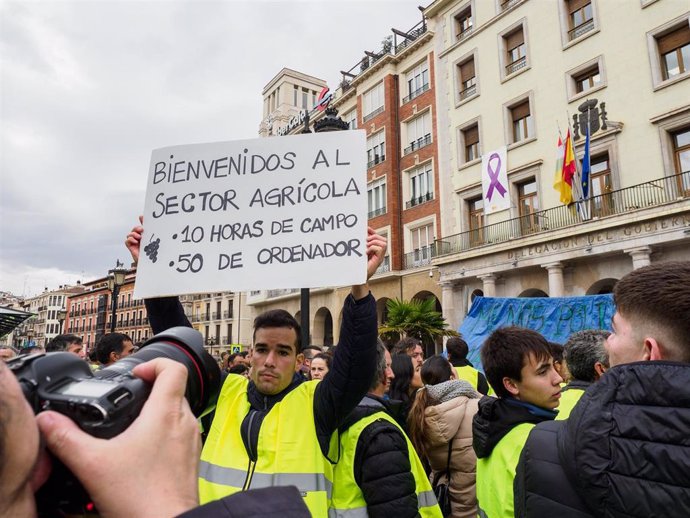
left=450, top=358, right=490, bottom=395
left=146, top=293, right=378, bottom=457
left=514, top=361, right=690, bottom=518
left=339, top=395, right=419, bottom=518
left=178, top=486, right=310, bottom=518
left=472, top=396, right=556, bottom=459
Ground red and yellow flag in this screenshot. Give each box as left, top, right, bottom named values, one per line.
left=554, top=130, right=576, bottom=204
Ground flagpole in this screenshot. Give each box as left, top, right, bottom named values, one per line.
left=566, top=110, right=589, bottom=220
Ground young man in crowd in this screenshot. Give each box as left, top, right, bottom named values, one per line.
left=555, top=329, right=609, bottom=420
left=446, top=336, right=490, bottom=395
left=515, top=261, right=690, bottom=517
left=331, top=341, right=442, bottom=518
left=95, top=332, right=134, bottom=366
left=393, top=337, right=424, bottom=368
left=472, top=327, right=562, bottom=518
left=45, top=333, right=85, bottom=359
left=126, top=220, right=387, bottom=516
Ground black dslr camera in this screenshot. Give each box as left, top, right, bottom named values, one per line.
left=8, top=326, right=221, bottom=517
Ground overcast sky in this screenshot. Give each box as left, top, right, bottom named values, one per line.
left=0, top=0, right=424, bottom=297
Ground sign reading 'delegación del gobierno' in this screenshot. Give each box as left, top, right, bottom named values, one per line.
left=133, top=131, right=367, bottom=299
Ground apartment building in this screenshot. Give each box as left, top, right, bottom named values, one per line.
left=251, top=14, right=446, bottom=352
left=423, top=0, right=690, bottom=330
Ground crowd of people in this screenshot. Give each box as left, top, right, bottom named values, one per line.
left=0, top=220, right=688, bottom=518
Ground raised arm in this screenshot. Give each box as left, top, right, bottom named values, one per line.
left=126, top=216, right=191, bottom=333
left=313, top=228, right=387, bottom=453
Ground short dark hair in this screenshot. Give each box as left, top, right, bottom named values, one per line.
left=548, top=342, right=564, bottom=364
left=392, top=337, right=421, bottom=355
left=421, top=355, right=453, bottom=386
left=389, top=353, right=414, bottom=404
left=238, top=351, right=249, bottom=358
left=227, top=364, right=249, bottom=375
left=95, top=333, right=132, bottom=364
left=46, top=334, right=83, bottom=353
left=446, top=337, right=469, bottom=361
left=564, top=329, right=610, bottom=382
left=614, top=261, right=690, bottom=361
left=312, top=352, right=332, bottom=370
left=369, top=340, right=388, bottom=392
left=481, top=327, right=552, bottom=399
left=253, top=309, right=301, bottom=352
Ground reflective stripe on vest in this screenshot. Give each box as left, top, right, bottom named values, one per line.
left=199, top=376, right=332, bottom=517
left=329, top=410, right=443, bottom=518
left=476, top=422, right=534, bottom=518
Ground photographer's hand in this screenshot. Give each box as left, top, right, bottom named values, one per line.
left=36, top=359, right=200, bottom=518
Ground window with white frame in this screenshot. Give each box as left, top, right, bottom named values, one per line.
left=404, top=111, right=431, bottom=155
left=454, top=5, right=473, bottom=41
left=510, top=99, right=534, bottom=143
left=410, top=223, right=434, bottom=266
left=405, top=61, right=429, bottom=102
left=367, top=177, right=387, bottom=218
left=407, top=163, right=434, bottom=208
left=362, top=82, right=385, bottom=121
left=647, top=17, right=690, bottom=89
left=344, top=109, right=357, bottom=130
left=366, top=131, right=386, bottom=168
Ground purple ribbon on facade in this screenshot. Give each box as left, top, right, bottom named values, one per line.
left=486, top=152, right=506, bottom=201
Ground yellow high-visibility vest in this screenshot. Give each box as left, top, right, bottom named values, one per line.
left=455, top=365, right=495, bottom=396
left=199, top=376, right=333, bottom=517
left=330, top=409, right=443, bottom=518
left=555, top=387, right=585, bottom=420
left=476, top=423, right=534, bottom=518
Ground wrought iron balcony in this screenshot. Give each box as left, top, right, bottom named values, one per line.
left=223, top=310, right=233, bottom=319
left=367, top=154, right=385, bottom=169
left=506, top=56, right=527, bottom=75
left=435, top=171, right=690, bottom=257
left=569, top=19, right=595, bottom=41
left=394, top=20, right=428, bottom=54
left=376, top=255, right=391, bottom=274
left=403, top=246, right=434, bottom=269
left=402, top=83, right=430, bottom=104
left=457, top=26, right=474, bottom=41
left=362, top=106, right=384, bottom=123
left=404, top=134, right=432, bottom=155
left=406, top=192, right=434, bottom=209
left=459, top=84, right=477, bottom=101
left=368, top=206, right=387, bottom=219
left=501, top=0, right=522, bottom=11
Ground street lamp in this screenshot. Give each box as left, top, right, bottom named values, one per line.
left=107, top=262, right=128, bottom=333
left=57, top=309, right=67, bottom=334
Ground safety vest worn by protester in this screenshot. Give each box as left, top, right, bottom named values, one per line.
left=330, top=411, right=443, bottom=518
left=455, top=365, right=494, bottom=396
left=199, top=376, right=333, bottom=516
left=476, top=423, right=533, bottom=518
left=554, top=387, right=585, bottom=420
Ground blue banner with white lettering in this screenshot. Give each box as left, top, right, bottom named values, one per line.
left=459, top=295, right=614, bottom=372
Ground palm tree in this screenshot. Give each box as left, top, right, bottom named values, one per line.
left=379, top=298, right=458, bottom=350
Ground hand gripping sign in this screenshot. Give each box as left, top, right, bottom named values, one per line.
left=133, top=131, right=367, bottom=299
left=481, top=146, right=510, bottom=215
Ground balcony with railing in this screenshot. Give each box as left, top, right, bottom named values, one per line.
left=402, top=83, right=430, bottom=104
left=501, top=0, right=522, bottom=12
left=569, top=18, right=595, bottom=41
left=403, top=246, right=434, bottom=269
left=406, top=192, right=434, bottom=209
left=367, top=153, right=385, bottom=169
left=376, top=256, right=391, bottom=274
left=457, top=26, right=474, bottom=41
left=506, top=55, right=527, bottom=75
left=394, top=20, right=428, bottom=54
left=404, top=134, right=432, bottom=156
left=223, top=310, right=233, bottom=319
left=362, top=106, right=384, bottom=124
left=368, top=206, right=387, bottom=219
left=459, top=83, right=477, bottom=101
left=434, top=171, right=690, bottom=258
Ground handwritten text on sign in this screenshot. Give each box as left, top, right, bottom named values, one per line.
left=133, top=131, right=367, bottom=298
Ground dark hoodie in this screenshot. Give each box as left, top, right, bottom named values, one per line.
left=472, top=396, right=557, bottom=459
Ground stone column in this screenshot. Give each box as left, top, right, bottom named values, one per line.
left=625, top=246, right=652, bottom=269
left=478, top=274, right=497, bottom=297
left=543, top=262, right=565, bottom=297
left=440, top=281, right=457, bottom=331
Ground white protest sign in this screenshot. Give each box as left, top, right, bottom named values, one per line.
left=133, top=131, right=367, bottom=298
left=481, top=146, right=510, bottom=215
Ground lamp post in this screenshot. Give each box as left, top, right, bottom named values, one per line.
left=107, top=262, right=128, bottom=333
left=57, top=309, right=67, bottom=334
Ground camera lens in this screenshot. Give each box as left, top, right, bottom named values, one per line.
left=96, top=327, right=221, bottom=417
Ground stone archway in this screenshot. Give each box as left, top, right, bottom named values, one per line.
left=519, top=288, right=549, bottom=298
left=411, top=290, right=443, bottom=356
left=313, top=307, right=333, bottom=347
left=586, top=278, right=617, bottom=295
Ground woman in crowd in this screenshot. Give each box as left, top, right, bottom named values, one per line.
left=408, top=355, right=480, bottom=518
left=389, top=353, right=424, bottom=428
left=309, top=352, right=332, bottom=381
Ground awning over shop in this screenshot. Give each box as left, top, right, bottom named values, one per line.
left=0, top=306, right=34, bottom=338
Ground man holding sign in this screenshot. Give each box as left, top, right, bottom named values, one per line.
left=126, top=221, right=386, bottom=516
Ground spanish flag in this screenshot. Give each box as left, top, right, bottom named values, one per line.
left=554, top=130, right=576, bottom=204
